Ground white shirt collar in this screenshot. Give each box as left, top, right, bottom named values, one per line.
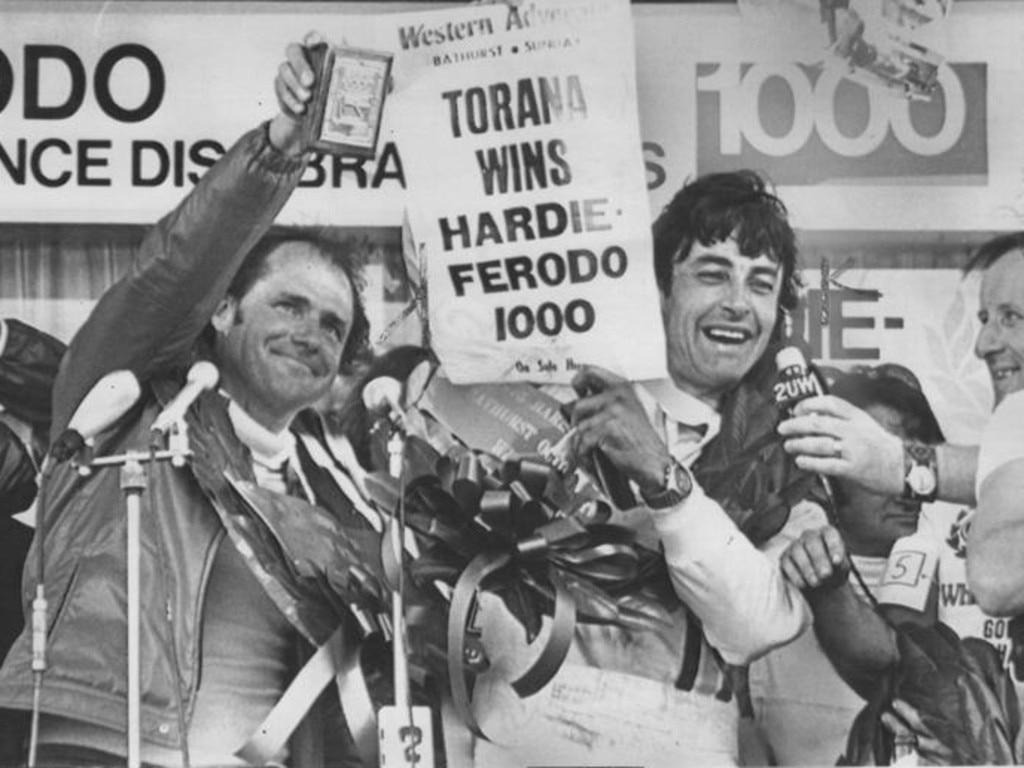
left=638, top=378, right=721, bottom=440
left=226, top=397, right=295, bottom=470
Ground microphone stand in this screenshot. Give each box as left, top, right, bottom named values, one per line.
left=378, top=416, right=434, bottom=768
left=73, top=424, right=190, bottom=768
left=28, top=455, right=56, bottom=768
left=388, top=429, right=411, bottom=718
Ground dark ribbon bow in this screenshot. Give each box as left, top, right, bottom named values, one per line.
left=364, top=436, right=671, bottom=737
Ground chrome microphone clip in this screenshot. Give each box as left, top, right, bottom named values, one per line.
left=150, top=362, right=219, bottom=465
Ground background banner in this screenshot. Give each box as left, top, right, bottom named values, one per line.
left=0, top=0, right=1019, bottom=439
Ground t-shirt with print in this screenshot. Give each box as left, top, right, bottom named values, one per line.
left=880, top=501, right=1024, bottom=698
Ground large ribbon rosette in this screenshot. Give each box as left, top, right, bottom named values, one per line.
left=358, top=359, right=673, bottom=734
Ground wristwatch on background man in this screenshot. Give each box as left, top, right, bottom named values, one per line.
left=902, top=441, right=938, bottom=503
left=641, top=458, right=693, bottom=509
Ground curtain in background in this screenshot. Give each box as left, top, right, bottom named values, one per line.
left=0, top=224, right=143, bottom=344
left=0, top=223, right=415, bottom=349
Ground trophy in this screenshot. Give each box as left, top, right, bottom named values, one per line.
left=305, top=42, right=392, bottom=157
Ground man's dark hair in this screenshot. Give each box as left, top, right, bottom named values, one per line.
left=225, top=227, right=371, bottom=375
left=964, top=231, right=1024, bottom=275
left=651, top=170, right=800, bottom=315
left=831, top=370, right=945, bottom=446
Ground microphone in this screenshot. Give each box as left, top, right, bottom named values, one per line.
left=151, top=361, right=219, bottom=435
left=363, top=376, right=407, bottom=480
left=773, top=345, right=838, bottom=510
left=362, top=376, right=405, bottom=429
left=49, top=370, right=142, bottom=464
left=773, top=346, right=826, bottom=419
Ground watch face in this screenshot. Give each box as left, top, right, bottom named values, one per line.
left=908, top=464, right=937, bottom=496
left=643, top=463, right=692, bottom=509
left=670, top=463, right=692, bottom=495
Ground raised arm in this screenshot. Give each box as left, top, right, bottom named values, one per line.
left=53, top=41, right=317, bottom=435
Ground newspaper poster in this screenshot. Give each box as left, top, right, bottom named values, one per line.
left=384, top=0, right=668, bottom=384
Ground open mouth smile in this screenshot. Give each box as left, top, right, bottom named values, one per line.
left=702, top=326, right=753, bottom=345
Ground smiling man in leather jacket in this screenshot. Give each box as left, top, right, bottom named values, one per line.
left=0, top=38, right=385, bottom=768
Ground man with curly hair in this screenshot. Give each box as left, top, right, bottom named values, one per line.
left=467, top=170, right=827, bottom=767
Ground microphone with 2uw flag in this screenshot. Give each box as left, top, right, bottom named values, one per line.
left=772, top=346, right=848, bottom=526
left=773, top=346, right=827, bottom=420
left=773, top=346, right=833, bottom=491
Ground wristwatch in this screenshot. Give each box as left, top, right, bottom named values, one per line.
left=641, top=459, right=693, bottom=509
left=902, top=442, right=938, bottom=503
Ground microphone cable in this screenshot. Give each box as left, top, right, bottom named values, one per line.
left=27, top=458, right=50, bottom=768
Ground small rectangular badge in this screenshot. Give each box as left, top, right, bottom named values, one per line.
left=378, top=705, right=434, bottom=768
left=306, top=43, right=392, bottom=158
